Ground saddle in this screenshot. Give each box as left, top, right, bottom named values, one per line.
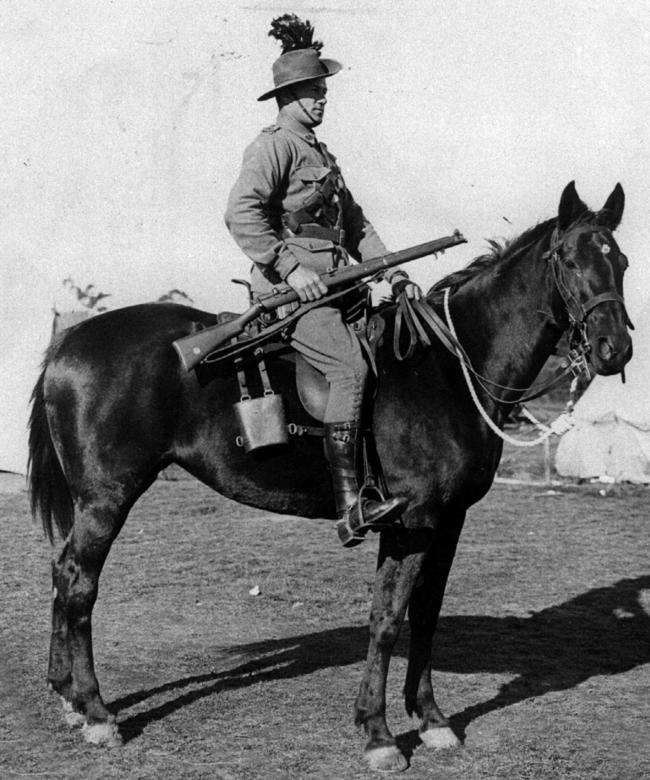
left=212, top=306, right=386, bottom=430
left=198, top=280, right=464, bottom=459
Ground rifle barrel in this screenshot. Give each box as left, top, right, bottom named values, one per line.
left=173, top=231, right=466, bottom=371
left=255, top=231, right=466, bottom=312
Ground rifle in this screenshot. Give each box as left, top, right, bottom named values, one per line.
left=173, top=231, right=467, bottom=371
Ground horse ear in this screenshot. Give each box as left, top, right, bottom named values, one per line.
left=597, top=183, right=625, bottom=230
left=558, top=180, right=588, bottom=230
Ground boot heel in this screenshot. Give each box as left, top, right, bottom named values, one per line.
left=325, top=421, right=408, bottom=549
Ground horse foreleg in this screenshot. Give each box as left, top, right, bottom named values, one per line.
left=50, top=505, right=126, bottom=746
left=355, top=528, right=433, bottom=772
left=404, top=511, right=465, bottom=751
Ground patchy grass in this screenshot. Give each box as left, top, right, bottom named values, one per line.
left=1, top=474, right=648, bottom=779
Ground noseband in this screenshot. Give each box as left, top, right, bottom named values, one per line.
left=543, top=224, right=632, bottom=340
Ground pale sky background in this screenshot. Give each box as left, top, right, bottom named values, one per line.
left=1, top=0, right=649, bottom=472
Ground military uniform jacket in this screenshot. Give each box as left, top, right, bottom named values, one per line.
left=224, top=112, right=394, bottom=296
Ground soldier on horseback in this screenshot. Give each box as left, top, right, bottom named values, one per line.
left=225, top=14, right=421, bottom=546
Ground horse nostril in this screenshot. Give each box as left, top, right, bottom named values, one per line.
left=597, top=338, right=615, bottom=362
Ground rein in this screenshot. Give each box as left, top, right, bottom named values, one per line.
left=442, top=288, right=574, bottom=447
left=394, top=294, right=583, bottom=405
left=394, top=220, right=629, bottom=447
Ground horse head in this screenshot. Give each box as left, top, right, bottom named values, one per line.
left=549, top=181, right=632, bottom=376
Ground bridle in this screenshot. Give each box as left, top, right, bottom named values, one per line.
left=430, top=220, right=634, bottom=447
left=542, top=222, right=633, bottom=351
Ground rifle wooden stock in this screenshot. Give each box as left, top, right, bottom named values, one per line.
left=173, top=231, right=466, bottom=371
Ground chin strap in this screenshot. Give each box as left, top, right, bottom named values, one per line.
left=288, top=87, right=321, bottom=127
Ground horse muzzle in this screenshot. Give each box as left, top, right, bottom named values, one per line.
left=589, top=330, right=633, bottom=375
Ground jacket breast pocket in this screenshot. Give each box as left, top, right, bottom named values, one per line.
left=294, top=165, right=333, bottom=202
left=295, top=165, right=331, bottom=186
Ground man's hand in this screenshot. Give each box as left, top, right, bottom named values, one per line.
left=286, top=265, right=328, bottom=302
left=391, top=276, right=423, bottom=300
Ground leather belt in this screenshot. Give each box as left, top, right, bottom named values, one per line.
left=284, top=224, right=346, bottom=245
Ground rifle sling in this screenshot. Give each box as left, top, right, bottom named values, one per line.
left=201, top=283, right=363, bottom=365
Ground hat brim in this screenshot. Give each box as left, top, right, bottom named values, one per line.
left=257, top=58, right=342, bottom=102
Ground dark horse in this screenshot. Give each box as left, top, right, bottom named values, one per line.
left=29, top=182, right=632, bottom=772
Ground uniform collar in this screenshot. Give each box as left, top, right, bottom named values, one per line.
left=276, top=111, right=319, bottom=146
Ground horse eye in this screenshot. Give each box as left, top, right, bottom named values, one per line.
left=564, top=258, right=578, bottom=270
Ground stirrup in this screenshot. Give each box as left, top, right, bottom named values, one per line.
left=336, top=486, right=409, bottom=548
left=336, top=517, right=367, bottom=548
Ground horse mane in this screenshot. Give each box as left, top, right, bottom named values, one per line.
left=427, top=217, right=559, bottom=296
left=378, top=207, right=600, bottom=308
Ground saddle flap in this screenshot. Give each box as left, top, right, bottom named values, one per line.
left=296, top=356, right=329, bottom=422
left=366, top=313, right=386, bottom=349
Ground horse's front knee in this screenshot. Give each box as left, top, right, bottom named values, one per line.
left=369, top=614, right=401, bottom=648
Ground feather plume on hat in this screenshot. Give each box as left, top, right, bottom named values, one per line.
left=257, top=13, right=341, bottom=101
left=268, top=13, right=323, bottom=53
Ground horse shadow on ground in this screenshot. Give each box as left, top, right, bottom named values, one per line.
left=113, top=575, right=650, bottom=743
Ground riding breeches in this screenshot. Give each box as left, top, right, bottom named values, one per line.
left=289, top=306, right=368, bottom=423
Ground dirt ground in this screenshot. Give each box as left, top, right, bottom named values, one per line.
left=1, top=456, right=649, bottom=779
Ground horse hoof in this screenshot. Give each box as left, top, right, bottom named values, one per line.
left=419, top=726, right=461, bottom=750
left=364, top=745, right=408, bottom=772
left=81, top=720, right=123, bottom=747
left=60, top=697, right=85, bottom=729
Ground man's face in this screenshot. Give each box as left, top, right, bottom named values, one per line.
left=282, top=78, right=328, bottom=128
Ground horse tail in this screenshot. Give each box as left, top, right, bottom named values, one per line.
left=28, top=357, right=74, bottom=543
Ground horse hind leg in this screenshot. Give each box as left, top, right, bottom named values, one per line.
left=50, top=496, right=140, bottom=747
left=404, top=512, right=465, bottom=751
left=48, top=540, right=85, bottom=728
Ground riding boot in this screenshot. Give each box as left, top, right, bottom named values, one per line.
left=324, top=421, right=409, bottom=548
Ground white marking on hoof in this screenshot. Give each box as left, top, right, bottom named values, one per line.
left=419, top=726, right=461, bottom=750
left=52, top=586, right=58, bottom=600
left=364, top=745, right=408, bottom=772
left=60, top=697, right=86, bottom=729
left=81, top=720, right=123, bottom=747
